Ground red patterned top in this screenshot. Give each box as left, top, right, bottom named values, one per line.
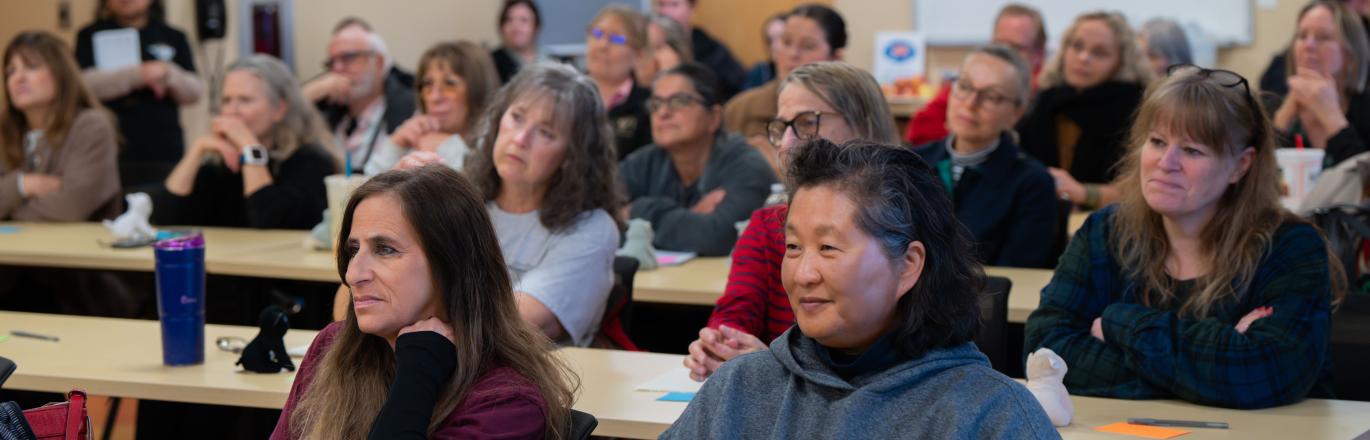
left=706, top=204, right=794, bottom=343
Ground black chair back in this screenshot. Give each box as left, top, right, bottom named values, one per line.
left=568, top=409, right=599, bottom=440
left=975, top=276, right=1012, bottom=374
left=1331, top=294, right=1370, bottom=401
left=599, top=256, right=641, bottom=349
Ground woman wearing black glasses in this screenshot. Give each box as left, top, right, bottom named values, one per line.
left=619, top=63, right=776, bottom=256
left=682, top=61, right=898, bottom=381
left=1025, top=65, right=1346, bottom=409
left=913, top=45, right=1058, bottom=269
left=585, top=6, right=653, bottom=160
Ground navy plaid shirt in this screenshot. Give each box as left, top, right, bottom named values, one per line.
left=1024, top=205, right=1335, bottom=409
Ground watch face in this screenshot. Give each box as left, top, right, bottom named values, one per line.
left=250, top=148, right=265, bottom=160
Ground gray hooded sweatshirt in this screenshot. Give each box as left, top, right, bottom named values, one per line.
left=660, top=328, right=1060, bottom=439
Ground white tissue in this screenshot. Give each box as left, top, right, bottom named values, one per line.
left=1025, top=347, right=1074, bottom=427
left=102, top=193, right=156, bottom=241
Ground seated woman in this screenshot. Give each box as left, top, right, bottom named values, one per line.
left=1024, top=65, right=1345, bottom=409
left=585, top=6, right=653, bottom=159
left=272, top=165, right=575, bottom=439
left=633, top=13, right=691, bottom=87
left=1271, top=0, right=1370, bottom=167
left=685, top=61, right=899, bottom=380
left=1137, top=18, right=1193, bottom=78
left=467, top=63, right=621, bottom=347
left=0, top=31, right=119, bottom=221
left=153, top=55, right=336, bottom=229
left=663, top=139, right=1057, bottom=438
left=621, top=63, right=776, bottom=256
left=1016, top=11, right=1152, bottom=210
left=915, top=45, right=1057, bottom=269
left=724, top=4, right=846, bottom=173
left=364, top=41, right=499, bottom=175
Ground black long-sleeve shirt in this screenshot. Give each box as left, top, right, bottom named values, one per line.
left=150, top=144, right=334, bottom=229
left=368, top=332, right=458, bottom=440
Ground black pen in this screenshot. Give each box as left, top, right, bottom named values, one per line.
left=10, top=330, right=59, bottom=342
left=1129, top=418, right=1228, bottom=429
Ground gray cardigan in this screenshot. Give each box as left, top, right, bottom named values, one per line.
left=661, top=328, right=1061, bottom=439
left=619, top=133, right=776, bottom=256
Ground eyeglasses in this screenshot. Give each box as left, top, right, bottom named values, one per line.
left=589, top=27, right=629, bottom=46
left=766, top=111, right=829, bottom=147
left=322, top=50, right=376, bottom=70
left=951, top=78, right=1016, bottom=108
left=1165, top=63, right=1258, bottom=114
left=646, top=93, right=708, bottom=113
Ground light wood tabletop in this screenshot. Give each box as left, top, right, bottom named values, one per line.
left=4, top=312, right=1367, bottom=439
left=636, top=257, right=1053, bottom=323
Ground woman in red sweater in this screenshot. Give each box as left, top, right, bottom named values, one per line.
left=684, top=61, right=901, bottom=380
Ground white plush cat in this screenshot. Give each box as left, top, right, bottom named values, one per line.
left=103, top=192, right=156, bottom=241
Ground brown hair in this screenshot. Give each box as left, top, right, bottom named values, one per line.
left=1110, top=67, right=1346, bottom=318
left=1, top=31, right=108, bottom=168
left=415, top=41, right=501, bottom=139
left=1038, top=11, right=1154, bottom=90
left=1284, top=0, right=1370, bottom=95
left=467, top=62, right=623, bottom=232
left=996, top=3, right=1047, bottom=52
left=291, top=165, right=576, bottom=439
left=589, top=6, right=648, bottom=52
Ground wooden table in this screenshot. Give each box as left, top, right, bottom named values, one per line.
left=4, top=312, right=1368, bottom=439
left=635, top=258, right=1052, bottom=323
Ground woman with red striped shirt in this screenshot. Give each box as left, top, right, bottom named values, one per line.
left=685, top=61, right=901, bottom=381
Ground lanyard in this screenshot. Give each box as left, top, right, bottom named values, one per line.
left=936, top=158, right=955, bottom=196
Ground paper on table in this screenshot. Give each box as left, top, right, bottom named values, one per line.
left=656, top=251, right=696, bottom=267
left=1094, top=422, right=1191, bottom=439
left=657, top=392, right=695, bottom=402
left=635, top=367, right=704, bottom=393
left=93, top=28, right=142, bottom=71
left=287, top=344, right=309, bottom=358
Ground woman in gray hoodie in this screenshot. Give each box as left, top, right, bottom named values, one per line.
left=662, top=139, right=1058, bottom=439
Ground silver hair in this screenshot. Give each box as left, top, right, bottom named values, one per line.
left=647, top=13, right=693, bottom=61
left=967, top=44, right=1033, bottom=108
left=1141, top=18, right=1193, bottom=70
left=224, top=54, right=332, bottom=168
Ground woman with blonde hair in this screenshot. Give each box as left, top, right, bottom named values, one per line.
left=364, top=41, right=499, bottom=175
left=0, top=31, right=119, bottom=221
left=273, top=165, right=576, bottom=439
left=153, top=54, right=336, bottom=229
left=1016, top=10, right=1153, bottom=210
left=1272, top=0, right=1370, bottom=167
left=1025, top=65, right=1345, bottom=409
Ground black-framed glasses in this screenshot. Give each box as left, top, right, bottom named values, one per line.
left=646, top=93, right=708, bottom=113
left=322, top=50, right=376, bottom=70
left=950, top=78, right=1016, bottom=108
left=1165, top=63, right=1251, bottom=95
left=766, top=111, right=828, bottom=147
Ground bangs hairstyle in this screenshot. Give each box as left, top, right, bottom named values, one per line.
left=293, top=165, right=576, bottom=440
left=1038, top=11, right=1154, bottom=90
left=786, top=139, right=984, bottom=359
left=589, top=5, right=648, bottom=52
left=779, top=62, right=900, bottom=144
left=1284, top=0, right=1370, bottom=95
left=466, top=62, right=623, bottom=232
left=415, top=41, right=501, bottom=138
left=1111, top=67, right=1346, bottom=318
left=1, top=31, right=108, bottom=168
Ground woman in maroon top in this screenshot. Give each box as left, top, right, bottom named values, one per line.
left=271, top=165, right=576, bottom=439
left=685, top=62, right=901, bottom=381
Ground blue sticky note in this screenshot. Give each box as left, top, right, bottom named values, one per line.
left=0, top=226, right=19, bottom=234
left=657, top=392, right=695, bottom=402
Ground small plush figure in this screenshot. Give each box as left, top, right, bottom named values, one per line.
left=616, top=218, right=658, bottom=271
left=1025, top=347, right=1074, bottom=426
left=103, top=192, right=156, bottom=241
left=236, top=306, right=296, bottom=373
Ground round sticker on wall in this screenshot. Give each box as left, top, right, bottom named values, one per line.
left=884, top=41, right=916, bottom=62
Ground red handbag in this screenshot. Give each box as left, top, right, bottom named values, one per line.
left=22, top=389, right=89, bottom=440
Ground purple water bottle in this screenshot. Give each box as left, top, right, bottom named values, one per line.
left=154, top=233, right=206, bottom=366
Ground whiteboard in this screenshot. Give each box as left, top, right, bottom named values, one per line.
left=915, top=0, right=1252, bottom=47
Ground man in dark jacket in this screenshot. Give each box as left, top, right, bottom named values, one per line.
left=301, top=17, right=416, bottom=175
left=655, top=0, right=746, bottom=101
